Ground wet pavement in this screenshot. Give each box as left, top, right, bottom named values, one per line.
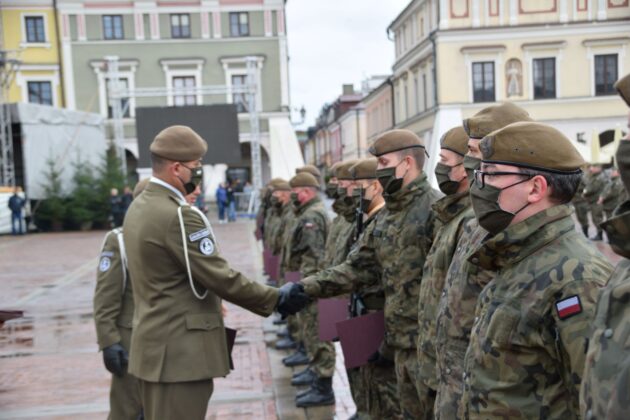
left=0, top=217, right=623, bottom=419
left=0, top=221, right=355, bottom=419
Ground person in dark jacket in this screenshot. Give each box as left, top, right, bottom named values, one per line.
left=215, top=183, right=228, bottom=224
left=8, top=187, right=26, bottom=235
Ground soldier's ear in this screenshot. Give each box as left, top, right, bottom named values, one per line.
left=528, top=175, right=548, bottom=204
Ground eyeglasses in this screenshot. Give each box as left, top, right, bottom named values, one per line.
left=473, top=169, right=534, bottom=189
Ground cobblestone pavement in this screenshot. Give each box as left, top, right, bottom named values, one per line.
left=0, top=220, right=355, bottom=419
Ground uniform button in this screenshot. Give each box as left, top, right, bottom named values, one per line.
left=474, top=316, right=479, bottom=322
left=462, top=372, right=467, bottom=380
left=442, top=290, right=446, bottom=297
left=604, top=328, right=613, bottom=338
left=471, top=257, right=479, bottom=264
left=446, top=368, right=451, bottom=374
left=585, top=409, right=593, bottom=420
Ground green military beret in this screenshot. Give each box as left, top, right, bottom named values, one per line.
left=480, top=122, right=584, bottom=173
left=368, top=129, right=424, bottom=157
left=296, top=165, right=321, bottom=178
left=350, top=158, right=378, bottom=180
left=336, top=159, right=359, bottom=180
left=271, top=179, right=291, bottom=191
left=329, top=162, right=342, bottom=178
left=440, top=126, right=468, bottom=156
left=463, top=103, right=532, bottom=139
left=615, top=73, right=630, bottom=107
left=290, top=172, right=320, bottom=188
left=267, top=177, right=287, bottom=190
left=132, top=178, right=150, bottom=199
left=150, top=125, right=208, bottom=161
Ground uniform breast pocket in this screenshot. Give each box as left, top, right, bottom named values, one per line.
left=485, top=305, right=521, bottom=348
left=185, top=313, right=223, bottom=331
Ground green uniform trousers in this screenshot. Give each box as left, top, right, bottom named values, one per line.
left=395, top=348, right=435, bottom=420
left=362, top=362, right=402, bottom=419
left=140, top=379, right=214, bottom=420
left=301, top=300, right=335, bottom=378
left=348, top=367, right=369, bottom=418
left=109, top=327, right=142, bottom=420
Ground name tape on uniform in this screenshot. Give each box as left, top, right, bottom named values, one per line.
left=555, top=295, right=582, bottom=320
left=189, top=228, right=210, bottom=242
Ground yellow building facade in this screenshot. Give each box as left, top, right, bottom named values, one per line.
left=1, top=0, right=63, bottom=107
left=388, top=0, right=630, bottom=183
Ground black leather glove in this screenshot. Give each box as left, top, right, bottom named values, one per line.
left=367, top=350, right=394, bottom=367
left=103, top=343, right=128, bottom=377
left=276, top=283, right=310, bottom=317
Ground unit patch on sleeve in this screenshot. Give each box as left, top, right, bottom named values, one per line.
left=199, top=237, right=215, bottom=255
left=189, top=228, right=210, bottom=242
left=555, top=295, right=582, bottom=320
left=99, top=257, right=112, bottom=272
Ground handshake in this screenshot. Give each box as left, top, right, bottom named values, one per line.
left=276, top=283, right=311, bottom=317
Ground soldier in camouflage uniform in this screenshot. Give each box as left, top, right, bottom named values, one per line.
left=461, top=122, right=613, bottom=419
left=293, top=129, right=442, bottom=418
left=599, top=167, right=628, bottom=221
left=415, top=126, right=473, bottom=416
left=583, top=164, right=607, bottom=240
left=433, top=102, right=532, bottom=419
left=291, top=161, right=357, bottom=404
left=572, top=170, right=591, bottom=236
left=349, top=158, right=402, bottom=420
left=282, top=172, right=333, bottom=407
left=581, top=73, right=630, bottom=420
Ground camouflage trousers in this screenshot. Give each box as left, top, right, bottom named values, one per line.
left=347, top=368, right=369, bottom=418
left=301, top=300, right=336, bottom=378
left=394, top=348, right=435, bottom=420
left=109, top=327, right=142, bottom=420
left=362, top=361, right=402, bottom=419
left=287, top=314, right=301, bottom=341
left=590, top=202, right=604, bottom=229
left=573, top=201, right=589, bottom=229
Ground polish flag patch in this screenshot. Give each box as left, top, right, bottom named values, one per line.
left=555, top=296, right=582, bottom=320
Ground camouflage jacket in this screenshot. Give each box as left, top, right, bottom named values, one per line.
left=279, top=205, right=299, bottom=278
left=434, top=217, right=492, bottom=415
left=263, top=205, right=281, bottom=246
left=580, top=203, right=630, bottom=419
left=571, top=174, right=589, bottom=205
left=416, top=191, right=474, bottom=389
left=283, top=196, right=329, bottom=276
left=324, top=216, right=354, bottom=267
left=600, top=176, right=628, bottom=213
left=271, top=204, right=293, bottom=256
left=461, top=204, right=612, bottom=419
left=302, top=174, right=441, bottom=350
left=583, top=172, right=607, bottom=203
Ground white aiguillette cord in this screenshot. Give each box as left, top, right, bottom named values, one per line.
left=177, top=202, right=217, bottom=300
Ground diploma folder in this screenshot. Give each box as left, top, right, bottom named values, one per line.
left=318, top=298, right=349, bottom=341
left=336, top=311, right=385, bottom=369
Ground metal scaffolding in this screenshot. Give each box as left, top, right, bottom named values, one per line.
left=0, top=50, right=21, bottom=187
left=105, top=55, right=263, bottom=190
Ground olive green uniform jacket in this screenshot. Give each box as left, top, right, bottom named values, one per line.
left=123, top=181, right=279, bottom=383
left=461, top=205, right=612, bottom=419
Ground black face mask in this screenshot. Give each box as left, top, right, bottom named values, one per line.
left=463, top=155, right=481, bottom=185
left=270, top=196, right=282, bottom=209
left=435, top=162, right=464, bottom=195
left=326, top=183, right=338, bottom=199
left=376, top=160, right=407, bottom=195
left=290, top=192, right=301, bottom=208
left=470, top=175, right=532, bottom=236
left=178, top=164, right=203, bottom=195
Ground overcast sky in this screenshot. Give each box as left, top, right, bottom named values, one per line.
left=285, top=0, right=411, bottom=130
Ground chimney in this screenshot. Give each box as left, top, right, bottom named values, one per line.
left=342, top=84, right=355, bottom=95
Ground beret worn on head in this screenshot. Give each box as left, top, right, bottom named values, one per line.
left=463, top=102, right=532, bottom=139
left=350, top=158, right=378, bottom=180
left=150, top=125, right=208, bottom=162
left=440, top=126, right=469, bottom=156
left=368, top=129, right=424, bottom=157
left=290, top=172, right=320, bottom=188
left=296, top=165, right=321, bottom=178
left=480, top=121, right=585, bottom=173
left=336, top=159, right=360, bottom=180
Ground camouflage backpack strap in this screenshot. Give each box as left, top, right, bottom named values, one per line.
left=114, top=227, right=128, bottom=295
left=176, top=202, right=210, bottom=300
